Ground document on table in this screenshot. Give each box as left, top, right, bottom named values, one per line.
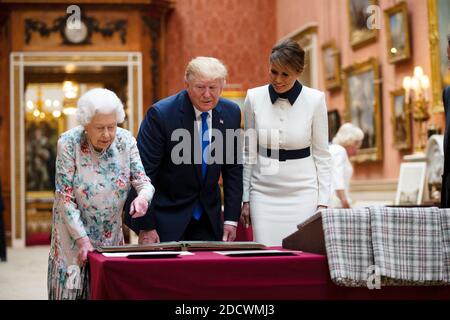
left=214, top=249, right=300, bottom=257
left=102, top=251, right=194, bottom=258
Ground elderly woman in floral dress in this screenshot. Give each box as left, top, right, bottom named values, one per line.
left=48, top=88, right=155, bottom=299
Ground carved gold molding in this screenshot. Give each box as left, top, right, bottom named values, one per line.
left=343, top=57, right=383, bottom=163
left=427, top=0, right=444, bottom=113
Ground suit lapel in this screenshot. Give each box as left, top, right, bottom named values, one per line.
left=180, top=91, right=203, bottom=185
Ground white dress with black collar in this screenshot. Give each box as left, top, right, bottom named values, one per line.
left=243, top=84, right=331, bottom=246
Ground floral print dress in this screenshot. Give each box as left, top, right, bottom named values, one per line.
left=47, top=126, right=154, bottom=299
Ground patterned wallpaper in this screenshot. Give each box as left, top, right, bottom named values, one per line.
left=165, top=0, right=277, bottom=95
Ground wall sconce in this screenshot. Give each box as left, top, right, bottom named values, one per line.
left=402, top=66, right=430, bottom=153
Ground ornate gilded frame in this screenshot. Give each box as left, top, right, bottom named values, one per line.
left=321, top=40, right=341, bottom=90
left=221, top=90, right=246, bottom=128
left=343, top=57, right=382, bottom=162
left=384, top=1, right=411, bottom=64
left=289, top=24, right=319, bottom=88
left=427, top=0, right=448, bottom=113
left=10, top=52, right=143, bottom=247
left=390, top=88, right=412, bottom=150
left=347, top=0, right=379, bottom=49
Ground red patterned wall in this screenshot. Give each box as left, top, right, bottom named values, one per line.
left=165, top=0, right=276, bottom=95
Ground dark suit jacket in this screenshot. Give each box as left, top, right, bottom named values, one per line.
left=441, top=86, right=450, bottom=207
left=124, top=90, right=243, bottom=241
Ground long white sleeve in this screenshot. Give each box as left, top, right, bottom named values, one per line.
left=312, top=93, right=331, bottom=206
left=242, top=90, right=257, bottom=202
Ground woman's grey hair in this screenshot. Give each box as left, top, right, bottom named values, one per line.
left=270, top=38, right=305, bottom=74
left=332, top=123, right=364, bottom=147
left=185, top=56, right=228, bottom=83
left=76, top=88, right=125, bottom=126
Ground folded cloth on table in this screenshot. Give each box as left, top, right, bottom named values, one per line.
left=438, top=208, right=450, bottom=283
left=369, top=206, right=444, bottom=285
left=321, top=208, right=374, bottom=287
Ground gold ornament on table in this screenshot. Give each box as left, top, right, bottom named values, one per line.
left=402, top=66, right=430, bottom=153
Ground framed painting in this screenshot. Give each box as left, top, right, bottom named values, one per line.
left=327, top=109, right=341, bottom=142
left=321, top=40, right=341, bottom=90
left=25, top=120, right=58, bottom=192
left=390, top=88, right=412, bottom=150
left=290, top=25, right=319, bottom=89
left=343, top=57, right=382, bottom=162
left=221, top=90, right=246, bottom=128
left=384, top=1, right=411, bottom=64
left=347, top=0, right=378, bottom=49
left=428, top=0, right=450, bottom=113
left=395, top=162, right=427, bottom=205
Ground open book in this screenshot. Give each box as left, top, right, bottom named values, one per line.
left=97, top=241, right=266, bottom=253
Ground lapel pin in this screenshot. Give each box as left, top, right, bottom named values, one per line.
left=219, top=119, right=224, bottom=124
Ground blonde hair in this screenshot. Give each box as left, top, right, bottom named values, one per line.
left=185, top=56, right=228, bottom=83
left=332, top=123, right=364, bottom=147
left=76, top=88, right=125, bottom=126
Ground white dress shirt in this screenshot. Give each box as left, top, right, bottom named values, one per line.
left=192, top=106, right=237, bottom=227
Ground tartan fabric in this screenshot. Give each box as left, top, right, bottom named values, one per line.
left=440, top=209, right=450, bottom=282
left=322, top=207, right=450, bottom=287
left=369, top=206, right=443, bottom=283
left=321, top=208, right=374, bottom=287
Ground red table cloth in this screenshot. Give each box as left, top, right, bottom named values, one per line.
left=88, top=249, right=450, bottom=300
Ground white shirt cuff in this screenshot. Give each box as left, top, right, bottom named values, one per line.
left=224, top=220, right=238, bottom=227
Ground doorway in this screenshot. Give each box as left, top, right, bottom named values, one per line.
left=10, top=52, right=143, bottom=247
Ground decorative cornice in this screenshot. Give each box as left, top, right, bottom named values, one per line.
left=25, top=13, right=127, bottom=45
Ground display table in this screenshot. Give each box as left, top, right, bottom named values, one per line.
left=88, top=249, right=450, bottom=300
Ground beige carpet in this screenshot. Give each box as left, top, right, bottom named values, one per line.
left=0, top=245, right=49, bottom=300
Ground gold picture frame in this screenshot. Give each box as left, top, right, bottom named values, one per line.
left=343, top=57, right=382, bottom=162
left=427, top=0, right=449, bottom=113
left=221, top=90, right=246, bottom=128
left=347, top=0, right=378, bottom=49
left=390, top=88, right=412, bottom=150
left=384, top=1, right=411, bottom=64
left=321, top=40, right=341, bottom=90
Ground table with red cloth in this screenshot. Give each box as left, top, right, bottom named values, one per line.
left=88, top=248, right=450, bottom=300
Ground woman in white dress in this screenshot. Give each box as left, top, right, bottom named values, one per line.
left=329, top=123, right=364, bottom=208
left=240, top=39, right=331, bottom=246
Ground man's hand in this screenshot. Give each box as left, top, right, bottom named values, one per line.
left=222, top=224, right=237, bottom=242
left=240, top=202, right=251, bottom=228
left=76, top=236, right=94, bottom=266
left=129, top=196, right=148, bottom=218
left=138, top=229, right=160, bottom=244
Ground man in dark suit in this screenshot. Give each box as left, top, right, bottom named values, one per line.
left=440, top=35, right=450, bottom=208
left=124, top=57, right=243, bottom=242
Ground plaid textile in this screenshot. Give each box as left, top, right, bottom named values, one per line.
left=440, top=209, right=450, bottom=282
left=321, top=208, right=374, bottom=287
left=369, top=206, right=443, bottom=283
left=322, top=207, right=450, bottom=287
